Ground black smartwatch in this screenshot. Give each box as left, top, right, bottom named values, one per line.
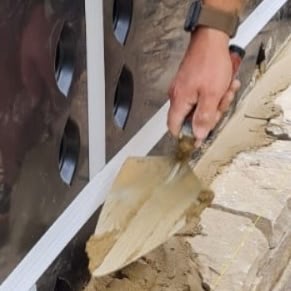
left=184, top=0, right=240, bottom=38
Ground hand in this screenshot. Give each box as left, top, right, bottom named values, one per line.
left=167, top=27, right=241, bottom=147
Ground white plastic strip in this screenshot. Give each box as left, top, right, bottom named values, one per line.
left=0, top=0, right=287, bottom=290
left=230, top=0, right=288, bottom=47
left=28, top=285, right=37, bottom=291
left=86, top=0, right=106, bottom=178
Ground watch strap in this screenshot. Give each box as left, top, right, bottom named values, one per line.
left=198, top=4, right=239, bottom=38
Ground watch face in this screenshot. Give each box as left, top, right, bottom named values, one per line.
left=184, top=1, right=202, bottom=32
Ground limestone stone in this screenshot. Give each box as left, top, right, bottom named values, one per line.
left=251, top=232, right=291, bottom=291
left=211, top=141, right=291, bottom=247
left=273, top=259, right=291, bottom=291
left=187, top=208, right=269, bottom=291
left=199, top=86, right=291, bottom=290
left=266, top=85, right=291, bottom=139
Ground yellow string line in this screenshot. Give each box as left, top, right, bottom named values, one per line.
left=211, top=215, right=262, bottom=289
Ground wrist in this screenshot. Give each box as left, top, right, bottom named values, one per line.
left=190, top=27, right=229, bottom=46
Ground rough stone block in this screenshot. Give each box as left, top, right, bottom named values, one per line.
left=211, top=141, right=291, bottom=247
left=188, top=208, right=269, bottom=291
left=251, top=232, right=291, bottom=291
left=273, top=259, right=291, bottom=291
left=267, top=85, right=291, bottom=139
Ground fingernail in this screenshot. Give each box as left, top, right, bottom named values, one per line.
left=193, top=126, right=208, bottom=140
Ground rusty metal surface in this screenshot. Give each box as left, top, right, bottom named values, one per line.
left=1, top=0, right=291, bottom=290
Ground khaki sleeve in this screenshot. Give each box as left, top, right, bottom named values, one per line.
left=204, top=0, right=246, bottom=14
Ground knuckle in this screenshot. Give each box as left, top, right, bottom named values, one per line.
left=169, top=86, right=180, bottom=102
left=207, top=90, right=221, bottom=100
left=196, top=110, right=211, bottom=124
left=168, top=88, right=175, bottom=100
left=168, top=80, right=178, bottom=96
left=199, top=83, right=219, bottom=98
left=170, top=88, right=197, bottom=108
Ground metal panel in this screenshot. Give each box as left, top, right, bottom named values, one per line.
left=0, top=0, right=88, bottom=287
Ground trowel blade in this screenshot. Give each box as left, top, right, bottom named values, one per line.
left=86, top=157, right=213, bottom=277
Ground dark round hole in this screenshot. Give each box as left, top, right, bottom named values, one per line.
left=112, top=0, right=133, bottom=45
left=55, top=23, right=76, bottom=96
left=59, top=118, right=80, bottom=185
left=113, top=66, right=134, bottom=129
left=54, top=277, right=72, bottom=291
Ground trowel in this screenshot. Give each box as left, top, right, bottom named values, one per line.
left=86, top=46, right=245, bottom=278
left=86, top=124, right=214, bottom=278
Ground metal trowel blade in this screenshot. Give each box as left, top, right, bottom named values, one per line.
left=86, top=156, right=213, bottom=277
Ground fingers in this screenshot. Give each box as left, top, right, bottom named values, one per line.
left=193, top=79, right=240, bottom=147
left=192, top=92, right=221, bottom=143
left=231, top=78, right=241, bottom=91
left=168, top=80, right=240, bottom=145
left=218, top=79, right=241, bottom=113
left=168, top=84, right=198, bottom=137
left=218, top=90, right=235, bottom=113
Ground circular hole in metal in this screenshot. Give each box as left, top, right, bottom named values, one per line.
left=112, top=0, right=133, bottom=45
left=55, top=23, right=76, bottom=96
left=113, top=66, right=134, bottom=129
left=59, top=118, right=80, bottom=185
left=54, top=277, right=72, bottom=291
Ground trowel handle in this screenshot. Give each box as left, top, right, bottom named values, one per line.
left=180, top=45, right=245, bottom=139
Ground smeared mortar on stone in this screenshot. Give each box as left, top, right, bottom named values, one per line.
left=84, top=37, right=291, bottom=291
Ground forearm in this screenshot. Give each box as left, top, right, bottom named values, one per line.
left=205, top=0, right=245, bottom=14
